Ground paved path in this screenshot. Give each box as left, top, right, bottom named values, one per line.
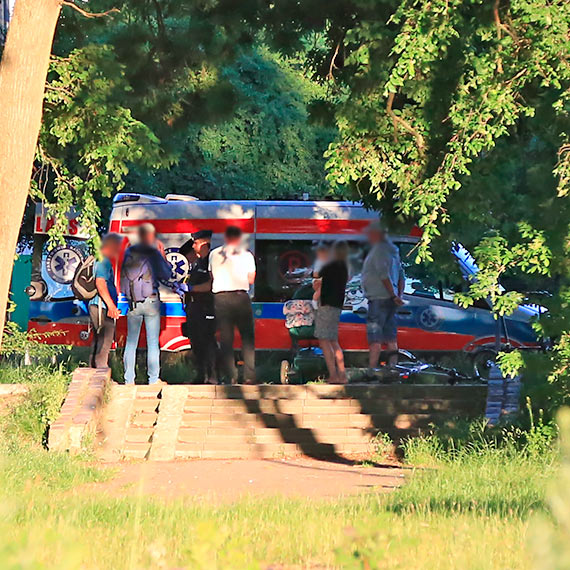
left=85, top=457, right=406, bottom=501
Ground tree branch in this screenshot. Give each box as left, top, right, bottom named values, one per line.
left=493, top=0, right=504, bottom=74
left=386, top=92, right=425, bottom=153
left=60, top=1, right=119, bottom=19
left=327, top=41, right=341, bottom=81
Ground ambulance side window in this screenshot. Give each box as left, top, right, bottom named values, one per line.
left=254, top=239, right=369, bottom=302
left=254, top=240, right=314, bottom=302
left=397, top=242, right=442, bottom=300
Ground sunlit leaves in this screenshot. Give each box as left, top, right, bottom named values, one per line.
left=33, top=45, right=169, bottom=245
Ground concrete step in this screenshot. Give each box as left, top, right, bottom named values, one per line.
left=122, top=441, right=152, bottom=459
left=177, top=383, right=486, bottom=400
left=174, top=440, right=373, bottom=460
left=94, top=382, right=487, bottom=462
left=177, top=426, right=375, bottom=445
left=181, top=394, right=484, bottom=411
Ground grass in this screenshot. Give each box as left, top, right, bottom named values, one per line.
left=0, top=442, right=553, bottom=569
left=0, top=361, right=71, bottom=446
left=0, top=359, right=565, bottom=569
left=0, top=414, right=559, bottom=569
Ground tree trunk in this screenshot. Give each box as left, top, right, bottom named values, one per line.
left=0, top=0, right=61, bottom=348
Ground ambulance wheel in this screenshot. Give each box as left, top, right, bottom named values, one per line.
left=472, top=349, right=497, bottom=380
left=280, top=360, right=290, bottom=384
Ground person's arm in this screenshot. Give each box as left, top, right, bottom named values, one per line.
left=376, top=251, right=403, bottom=305
left=154, top=250, right=174, bottom=283
left=397, top=262, right=405, bottom=297
left=247, top=252, right=256, bottom=285
left=157, top=239, right=166, bottom=259
left=96, top=278, right=121, bottom=318
left=381, top=277, right=396, bottom=298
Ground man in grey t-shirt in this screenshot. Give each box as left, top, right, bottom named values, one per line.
left=362, top=221, right=405, bottom=367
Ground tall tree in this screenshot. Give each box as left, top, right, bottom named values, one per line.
left=0, top=0, right=62, bottom=347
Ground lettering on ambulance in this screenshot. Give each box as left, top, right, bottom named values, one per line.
left=35, top=215, right=80, bottom=236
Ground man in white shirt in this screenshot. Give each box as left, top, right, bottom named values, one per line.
left=209, top=226, right=257, bottom=384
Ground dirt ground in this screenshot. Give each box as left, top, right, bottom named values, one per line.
left=85, top=457, right=407, bottom=501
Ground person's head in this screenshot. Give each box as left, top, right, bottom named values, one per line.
left=100, top=233, right=122, bottom=260
left=224, top=225, right=243, bottom=247
left=314, top=241, right=331, bottom=262
left=138, top=222, right=157, bottom=247
left=191, top=229, right=212, bottom=257
left=333, top=240, right=349, bottom=262
left=365, top=220, right=387, bottom=245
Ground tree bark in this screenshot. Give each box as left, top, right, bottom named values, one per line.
left=0, top=0, right=61, bottom=348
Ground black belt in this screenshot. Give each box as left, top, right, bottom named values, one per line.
left=214, top=290, right=248, bottom=295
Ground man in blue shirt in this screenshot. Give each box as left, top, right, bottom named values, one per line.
left=89, top=233, right=122, bottom=368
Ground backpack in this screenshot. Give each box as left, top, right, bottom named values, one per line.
left=71, top=255, right=97, bottom=302
left=120, top=249, right=155, bottom=303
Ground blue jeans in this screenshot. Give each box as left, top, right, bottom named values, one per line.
left=124, top=297, right=161, bottom=384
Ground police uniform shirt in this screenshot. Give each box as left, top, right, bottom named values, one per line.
left=187, top=255, right=210, bottom=288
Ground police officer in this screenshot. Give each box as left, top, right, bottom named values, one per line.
left=179, top=230, right=217, bottom=384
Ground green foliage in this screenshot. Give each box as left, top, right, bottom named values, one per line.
left=315, top=0, right=570, bottom=255
left=33, top=44, right=169, bottom=245
left=1, top=310, right=66, bottom=361
left=127, top=48, right=336, bottom=200
left=369, top=431, right=395, bottom=462
left=401, top=410, right=557, bottom=468
left=267, top=0, right=570, bottom=407
left=454, top=226, right=551, bottom=315
left=0, top=363, right=71, bottom=446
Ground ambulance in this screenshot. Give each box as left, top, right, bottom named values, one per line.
left=27, top=193, right=541, bottom=363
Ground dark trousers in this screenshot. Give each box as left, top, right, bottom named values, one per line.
left=214, top=291, right=255, bottom=383
left=185, top=298, right=217, bottom=383
left=88, top=304, right=115, bottom=368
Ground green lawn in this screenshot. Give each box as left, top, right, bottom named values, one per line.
left=0, top=362, right=565, bottom=569
left=0, top=437, right=557, bottom=569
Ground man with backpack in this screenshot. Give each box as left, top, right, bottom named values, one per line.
left=86, top=233, right=123, bottom=368
left=121, top=223, right=173, bottom=385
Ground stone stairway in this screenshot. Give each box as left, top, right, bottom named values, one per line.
left=95, top=383, right=486, bottom=461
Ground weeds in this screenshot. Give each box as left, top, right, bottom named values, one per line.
left=369, top=431, right=395, bottom=463
left=0, top=363, right=70, bottom=446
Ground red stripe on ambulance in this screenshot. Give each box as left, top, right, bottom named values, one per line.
left=114, top=218, right=255, bottom=234
left=256, top=218, right=371, bottom=235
